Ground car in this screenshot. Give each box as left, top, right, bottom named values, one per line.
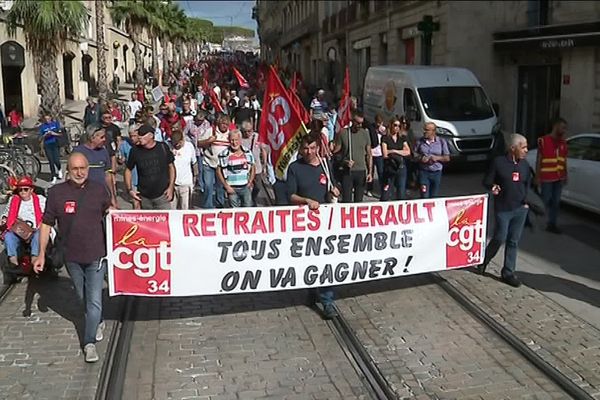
left=526, top=133, right=600, bottom=215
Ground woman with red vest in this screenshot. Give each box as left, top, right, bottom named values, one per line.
left=2, top=176, right=46, bottom=266
left=535, top=118, right=568, bottom=234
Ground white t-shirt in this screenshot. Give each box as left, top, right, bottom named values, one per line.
left=372, top=133, right=383, bottom=157
left=173, top=141, right=197, bottom=186
left=7, top=195, right=47, bottom=228
left=127, top=100, right=143, bottom=120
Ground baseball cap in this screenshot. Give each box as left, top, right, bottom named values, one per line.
left=138, top=124, right=155, bottom=136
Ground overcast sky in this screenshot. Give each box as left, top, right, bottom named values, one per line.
left=177, top=0, right=257, bottom=35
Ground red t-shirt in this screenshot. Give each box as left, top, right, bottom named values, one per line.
left=136, top=88, right=145, bottom=103
left=8, top=110, right=22, bottom=128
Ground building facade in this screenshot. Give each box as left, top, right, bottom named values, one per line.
left=256, top=0, right=600, bottom=144
left=0, top=0, right=158, bottom=119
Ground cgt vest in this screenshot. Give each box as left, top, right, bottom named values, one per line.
left=538, top=134, right=567, bottom=182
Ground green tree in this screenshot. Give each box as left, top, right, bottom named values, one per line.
left=6, top=0, right=88, bottom=119
left=110, top=0, right=150, bottom=87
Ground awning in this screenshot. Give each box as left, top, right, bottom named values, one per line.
left=493, top=20, right=600, bottom=50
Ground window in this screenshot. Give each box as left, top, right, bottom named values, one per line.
left=417, top=87, right=495, bottom=121
left=404, top=89, right=421, bottom=121
left=568, top=137, right=600, bottom=161
left=527, top=0, right=549, bottom=27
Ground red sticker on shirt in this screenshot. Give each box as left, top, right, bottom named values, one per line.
left=512, top=172, right=520, bottom=182
left=64, top=201, right=76, bottom=214
left=319, top=173, right=327, bottom=185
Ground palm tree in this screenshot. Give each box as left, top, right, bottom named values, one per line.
left=6, top=0, right=88, bottom=119
left=95, top=0, right=108, bottom=102
left=110, top=0, right=150, bottom=87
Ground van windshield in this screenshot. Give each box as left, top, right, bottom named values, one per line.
left=418, top=87, right=494, bottom=121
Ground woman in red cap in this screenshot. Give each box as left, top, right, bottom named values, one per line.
left=2, top=176, right=46, bottom=266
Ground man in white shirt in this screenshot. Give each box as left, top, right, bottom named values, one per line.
left=127, top=92, right=143, bottom=126
left=171, top=130, right=197, bottom=210
left=198, top=114, right=230, bottom=209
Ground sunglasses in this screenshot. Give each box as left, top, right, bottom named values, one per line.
left=18, top=187, right=31, bottom=192
left=393, top=123, right=401, bottom=127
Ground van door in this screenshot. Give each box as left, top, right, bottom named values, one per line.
left=404, top=88, right=422, bottom=146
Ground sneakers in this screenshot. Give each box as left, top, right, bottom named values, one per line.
left=51, top=177, right=57, bottom=185
left=322, top=304, right=338, bottom=320
left=366, top=191, right=374, bottom=197
left=502, top=274, right=522, bottom=288
left=546, top=224, right=563, bottom=234
left=83, top=343, right=99, bottom=363
left=96, top=321, right=105, bottom=342
left=57, top=170, right=63, bottom=180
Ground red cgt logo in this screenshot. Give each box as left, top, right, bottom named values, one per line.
left=111, top=213, right=172, bottom=295
left=445, top=198, right=485, bottom=269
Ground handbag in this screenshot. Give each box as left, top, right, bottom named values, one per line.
left=48, top=188, right=89, bottom=269
left=10, top=219, right=35, bottom=241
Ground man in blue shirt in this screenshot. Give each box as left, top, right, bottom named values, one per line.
left=39, top=112, right=63, bottom=184
left=73, top=125, right=118, bottom=208
left=414, top=122, right=450, bottom=198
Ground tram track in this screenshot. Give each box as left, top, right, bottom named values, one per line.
left=95, top=297, right=136, bottom=400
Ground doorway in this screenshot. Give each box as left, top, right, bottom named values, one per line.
left=82, top=53, right=95, bottom=96
left=516, top=65, right=561, bottom=146
left=1, top=41, right=25, bottom=115
left=63, top=52, right=75, bottom=100
left=122, top=45, right=129, bottom=83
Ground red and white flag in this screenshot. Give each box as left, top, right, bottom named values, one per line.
left=288, top=72, right=310, bottom=124
left=259, top=66, right=308, bottom=180
left=233, top=67, right=250, bottom=89
left=335, top=66, right=352, bottom=134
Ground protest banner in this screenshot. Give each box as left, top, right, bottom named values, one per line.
left=106, top=195, right=488, bottom=297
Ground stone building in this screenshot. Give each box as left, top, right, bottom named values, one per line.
left=0, top=0, right=157, bottom=119
left=256, top=0, right=600, bottom=144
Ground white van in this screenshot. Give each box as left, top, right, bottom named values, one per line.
left=363, top=65, right=501, bottom=162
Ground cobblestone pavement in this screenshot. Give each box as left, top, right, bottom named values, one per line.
left=335, top=276, right=565, bottom=400
left=122, top=291, right=371, bottom=400
left=442, top=264, right=600, bottom=399
left=0, top=273, right=120, bottom=400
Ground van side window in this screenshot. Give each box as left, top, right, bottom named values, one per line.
left=404, top=89, right=421, bottom=121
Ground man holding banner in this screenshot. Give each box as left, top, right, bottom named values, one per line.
left=287, top=132, right=341, bottom=318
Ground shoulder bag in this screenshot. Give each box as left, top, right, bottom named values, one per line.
left=10, top=219, right=35, bottom=241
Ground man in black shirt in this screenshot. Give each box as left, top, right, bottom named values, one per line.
left=125, top=124, right=175, bottom=210
left=287, top=133, right=340, bottom=319
left=478, top=134, right=531, bottom=287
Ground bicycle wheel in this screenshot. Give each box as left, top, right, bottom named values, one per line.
left=18, top=154, right=40, bottom=180
left=0, top=164, right=16, bottom=204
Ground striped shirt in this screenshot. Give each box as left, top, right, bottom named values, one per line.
left=200, top=128, right=230, bottom=168
left=218, top=147, right=255, bottom=187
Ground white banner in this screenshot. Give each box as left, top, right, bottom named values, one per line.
left=107, top=195, right=488, bottom=297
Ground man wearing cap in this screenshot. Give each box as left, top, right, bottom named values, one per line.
left=2, top=176, right=46, bottom=267
left=73, top=125, right=118, bottom=208
left=33, top=153, right=111, bottom=363
left=125, top=124, right=175, bottom=210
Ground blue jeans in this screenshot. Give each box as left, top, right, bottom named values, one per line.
left=483, top=206, right=528, bottom=278
left=368, top=156, right=385, bottom=194
left=541, top=181, right=563, bottom=226
left=202, top=166, right=225, bottom=209
left=44, top=142, right=61, bottom=178
left=418, top=169, right=442, bottom=198
left=381, top=167, right=407, bottom=201
left=318, top=287, right=335, bottom=307
left=4, top=230, right=40, bottom=257
left=65, top=260, right=105, bottom=346
left=228, top=186, right=252, bottom=207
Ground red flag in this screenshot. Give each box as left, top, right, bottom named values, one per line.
left=259, top=66, right=308, bottom=180
left=233, top=67, right=250, bottom=88
left=336, top=66, right=352, bottom=133
left=209, top=88, right=224, bottom=114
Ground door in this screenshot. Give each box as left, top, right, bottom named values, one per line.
left=1, top=41, right=25, bottom=114
left=63, top=53, right=75, bottom=100
left=516, top=65, right=561, bottom=146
